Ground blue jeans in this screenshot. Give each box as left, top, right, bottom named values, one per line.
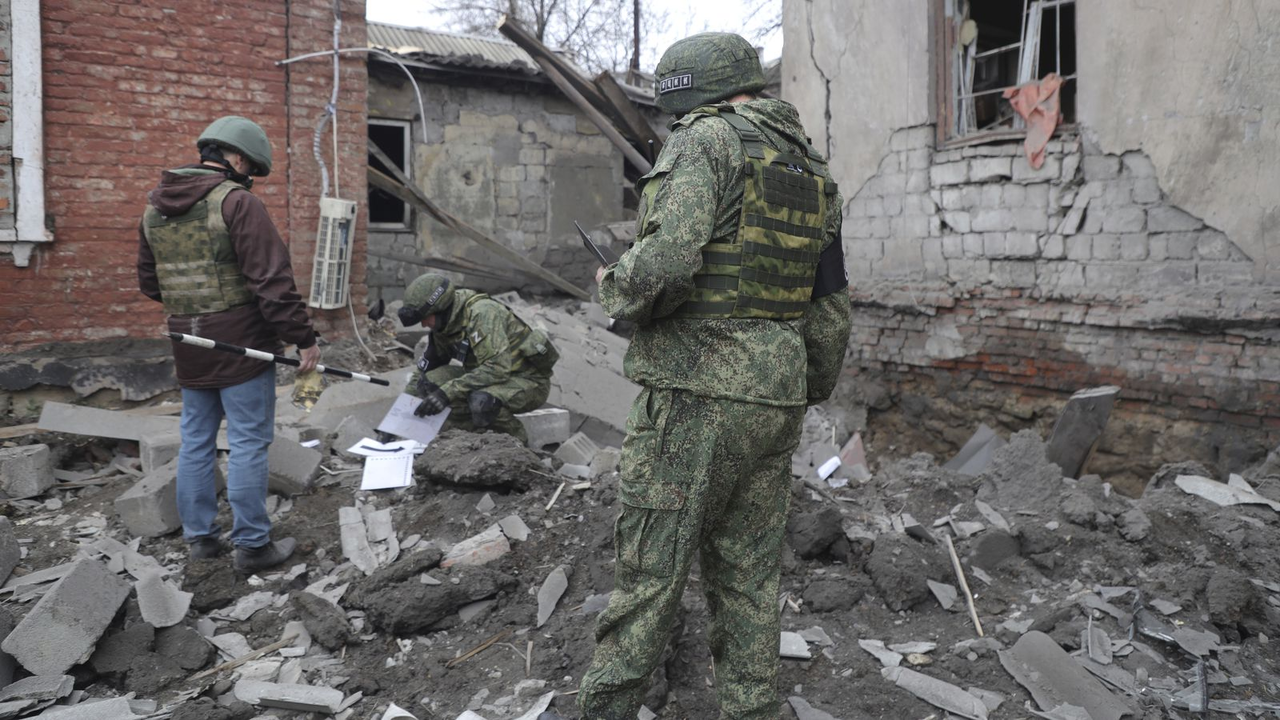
left=177, top=367, right=275, bottom=548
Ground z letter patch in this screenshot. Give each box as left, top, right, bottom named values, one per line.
left=659, top=74, right=693, bottom=94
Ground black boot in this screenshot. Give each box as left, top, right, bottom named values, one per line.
left=234, top=538, right=297, bottom=573
left=188, top=537, right=223, bottom=560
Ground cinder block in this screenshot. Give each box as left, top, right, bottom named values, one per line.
left=554, top=432, right=600, bottom=466
left=37, top=402, right=179, bottom=442
left=0, top=444, right=55, bottom=498
left=929, top=161, right=969, bottom=187
left=1081, top=155, right=1121, bottom=181
left=1, top=517, right=23, bottom=586
left=1147, top=206, right=1202, bottom=233
left=2, top=558, right=132, bottom=676
left=114, top=459, right=181, bottom=538
left=267, top=437, right=322, bottom=496
left=516, top=408, right=572, bottom=450
left=140, top=431, right=182, bottom=475
left=969, top=157, right=1012, bottom=182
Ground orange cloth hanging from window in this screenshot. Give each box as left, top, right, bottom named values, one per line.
left=1002, top=73, right=1063, bottom=170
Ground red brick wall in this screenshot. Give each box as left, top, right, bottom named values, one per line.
left=0, top=0, right=367, bottom=349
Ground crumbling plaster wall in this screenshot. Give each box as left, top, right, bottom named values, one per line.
left=367, top=71, right=623, bottom=303
left=782, top=0, right=1280, bottom=474
left=0, top=0, right=12, bottom=235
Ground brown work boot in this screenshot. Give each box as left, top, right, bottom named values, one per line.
left=234, top=538, right=297, bottom=573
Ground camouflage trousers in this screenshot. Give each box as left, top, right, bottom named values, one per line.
left=411, top=366, right=551, bottom=444
left=578, top=387, right=805, bottom=720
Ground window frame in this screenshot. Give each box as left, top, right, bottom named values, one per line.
left=367, top=117, right=413, bottom=230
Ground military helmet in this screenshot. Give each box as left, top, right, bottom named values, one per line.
left=654, top=32, right=766, bottom=115
left=399, top=273, right=455, bottom=326
left=197, top=116, right=273, bottom=176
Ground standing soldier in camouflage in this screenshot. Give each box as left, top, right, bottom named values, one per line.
left=570, top=33, right=852, bottom=720
left=138, top=116, right=318, bottom=573
left=399, top=273, right=559, bottom=444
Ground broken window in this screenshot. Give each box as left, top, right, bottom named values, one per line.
left=368, top=119, right=411, bottom=227
left=938, top=0, right=1077, bottom=142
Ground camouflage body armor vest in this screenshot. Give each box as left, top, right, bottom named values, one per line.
left=668, top=106, right=837, bottom=320
left=143, top=179, right=254, bottom=316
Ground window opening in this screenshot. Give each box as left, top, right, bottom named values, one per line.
left=943, top=0, right=1076, bottom=141
left=368, top=119, right=411, bottom=227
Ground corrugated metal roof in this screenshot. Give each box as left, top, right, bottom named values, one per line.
left=367, top=22, right=540, bottom=74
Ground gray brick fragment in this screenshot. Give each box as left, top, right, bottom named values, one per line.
left=2, top=559, right=132, bottom=676
left=267, top=437, right=322, bottom=496
left=1131, top=179, right=1161, bottom=204
left=1147, top=206, right=1202, bottom=233
left=1121, top=152, right=1157, bottom=177
left=140, top=431, right=182, bottom=475
left=1066, top=236, right=1092, bottom=261
left=0, top=444, right=55, bottom=499
left=972, top=209, right=1013, bottom=233
left=1120, top=234, right=1149, bottom=260
left=0, top=518, right=17, bottom=589
left=930, top=161, right=969, bottom=187
left=1164, top=232, right=1198, bottom=260
left=1005, top=233, right=1040, bottom=258
left=1012, top=156, right=1061, bottom=183
left=554, top=432, right=600, bottom=466
left=1040, top=235, right=1066, bottom=260
left=114, top=459, right=181, bottom=538
left=516, top=408, right=572, bottom=450
left=1082, top=156, right=1121, bottom=181
left=1102, top=207, right=1146, bottom=233
left=1092, top=234, right=1121, bottom=260
left=1196, top=232, right=1233, bottom=260
left=969, top=157, right=1013, bottom=182
left=0, top=674, right=73, bottom=704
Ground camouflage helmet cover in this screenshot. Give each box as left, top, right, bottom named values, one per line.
left=654, top=32, right=766, bottom=115
left=399, top=273, right=455, bottom=326
left=197, top=116, right=273, bottom=176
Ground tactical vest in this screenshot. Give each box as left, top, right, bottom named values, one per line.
left=143, top=179, right=255, bottom=316
left=665, top=106, right=836, bottom=321
left=457, top=294, right=559, bottom=375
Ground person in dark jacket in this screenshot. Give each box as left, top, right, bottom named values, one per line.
left=137, top=116, right=318, bottom=572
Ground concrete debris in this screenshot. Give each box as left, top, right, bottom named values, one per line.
left=799, top=626, right=834, bottom=647
left=786, top=506, right=845, bottom=559
left=536, top=564, right=571, bottom=628
left=154, top=625, right=214, bottom=670
left=787, top=696, right=839, bottom=720
left=967, top=687, right=1006, bottom=713
left=0, top=675, right=73, bottom=704
left=2, top=558, right=131, bottom=675
left=475, top=493, right=496, bottom=513
left=113, top=459, right=182, bottom=538
left=29, top=697, right=141, bottom=719
left=340, top=506, right=380, bottom=575
left=291, top=591, right=351, bottom=650
left=589, top=446, right=622, bottom=476
left=0, top=444, right=55, bottom=498
left=267, top=436, right=323, bottom=496
left=554, top=431, right=600, bottom=466
left=1174, top=474, right=1280, bottom=512
left=233, top=679, right=345, bottom=713
left=944, top=424, right=1007, bottom=476
left=441, top=526, right=511, bottom=568
left=306, top=366, right=409, bottom=432
left=1149, top=599, right=1181, bottom=615
left=0, top=518, right=19, bottom=587
left=780, top=631, right=812, bottom=659
left=997, top=631, right=1134, bottom=720
left=1086, top=624, right=1113, bottom=664
left=211, top=589, right=275, bottom=622
left=135, top=570, right=193, bottom=628
left=497, top=515, right=531, bottom=542
left=558, top=463, right=591, bottom=479
left=1045, top=386, right=1120, bottom=479
left=209, top=632, right=254, bottom=660
left=414, top=431, right=542, bottom=491
left=138, top=430, right=182, bottom=475
left=381, top=702, right=419, bottom=719
left=928, top=579, right=959, bottom=610
left=515, top=407, right=572, bottom=450
left=858, top=639, right=903, bottom=667
left=334, top=415, right=379, bottom=461
left=881, top=666, right=990, bottom=720
left=888, top=641, right=937, bottom=654
left=37, top=402, right=179, bottom=442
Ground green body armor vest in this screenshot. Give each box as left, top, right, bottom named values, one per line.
left=143, top=180, right=255, bottom=316
left=667, top=107, right=837, bottom=321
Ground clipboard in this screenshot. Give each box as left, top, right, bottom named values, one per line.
left=575, top=221, right=619, bottom=266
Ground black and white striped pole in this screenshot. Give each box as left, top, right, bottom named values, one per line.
left=166, top=332, right=390, bottom=387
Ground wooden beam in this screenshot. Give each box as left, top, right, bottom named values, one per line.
left=365, top=144, right=590, bottom=300
left=497, top=16, right=609, bottom=111
left=593, top=71, right=663, bottom=163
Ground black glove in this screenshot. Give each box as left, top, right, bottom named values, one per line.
left=468, top=391, right=502, bottom=428
left=414, top=381, right=450, bottom=417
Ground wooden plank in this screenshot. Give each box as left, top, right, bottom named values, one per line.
left=365, top=145, right=590, bottom=300
left=593, top=71, right=662, bottom=162
left=496, top=16, right=609, bottom=112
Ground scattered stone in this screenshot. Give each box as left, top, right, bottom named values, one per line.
left=233, top=679, right=344, bottom=713
left=787, top=506, right=845, bottom=559
left=882, top=666, right=990, bottom=719
left=497, top=515, right=531, bottom=542
left=3, top=559, right=131, bottom=675
left=135, top=570, right=193, bottom=628
left=554, top=431, right=600, bottom=466
left=0, top=675, right=73, bottom=704
left=340, top=506, right=380, bottom=576
left=139, top=430, right=182, bottom=475
left=1045, top=386, right=1119, bottom=479
left=267, top=436, right=322, bottom=496
left=589, top=447, right=622, bottom=476
left=154, top=625, right=214, bottom=671
left=536, top=565, right=571, bottom=628
left=1059, top=492, right=1097, bottom=527
left=125, top=651, right=185, bottom=694
left=182, top=559, right=243, bottom=613
left=802, top=577, right=864, bottom=613
left=1205, top=567, right=1260, bottom=626
left=858, top=639, right=903, bottom=667
left=441, top=526, right=511, bottom=568
left=998, top=631, right=1133, bottom=720
left=292, top=591, right=352, bottom=651
left=780, top=631, right=812, bottom=659
left=1149, top=599, right=1182, bottom=616
left=0, top=444, right=55, bottom=498
left=476, top=493, right=496, bottom=513
left=558, top=463, right=591, bottom=479
left=944, top=424, right=1006, bottom=477
left=928, top=580, right=958, bottom=611
left=25, top=697, right=140, bottom=719
left=0, top=518, right=19, bottom=587
left=1174, top=475, right=1280, bottom=512
left=787, top=696, right=838, bottom=720
left=208, top=632, right=254, bottom=660
left=1115, top=508, right=1151, bottom=541
left=516, top=407, right=572, bottom=450
left=413, top=430, right=541, bottom=491
left=865, top=535, right=945, bottom=611
left=977, top=431, right=1064, bottom=510
left=888, top=641, right=937, bottom=654
left=347, top=550, right=516, bottom=635
left=1086, top=625, right=1113, bottom=665
left=799, top=626, right=834, bottom=647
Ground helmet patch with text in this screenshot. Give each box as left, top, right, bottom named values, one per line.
left=659, top=74, right=694, bottom=94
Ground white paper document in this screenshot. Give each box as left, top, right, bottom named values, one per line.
left=376, top=393, right=451, bottom=446
left=360, top=453, right=414, bottom=491
left=345, top=438, right=426, bottom=458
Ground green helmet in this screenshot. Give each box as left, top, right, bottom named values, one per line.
left=197, top=116, right=273, bottom=176
left=399, top=273, right=455, bottom=326
left=654, top=32, right=766, bottom=115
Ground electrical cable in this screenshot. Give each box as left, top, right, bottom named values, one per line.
left=277, top=48, right=429, bottom=144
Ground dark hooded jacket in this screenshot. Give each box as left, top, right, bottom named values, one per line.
left=137, top=166, right=316, bottom=389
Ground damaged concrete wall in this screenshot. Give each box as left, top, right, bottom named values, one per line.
left=783, top=0, right=1280, bottom=477
left=0, top=0, right=12, bottom=236
left=367, top=69, right=624, bottom=303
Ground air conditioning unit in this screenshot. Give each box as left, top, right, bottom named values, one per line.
left=309, top=197, right=358, bottom=309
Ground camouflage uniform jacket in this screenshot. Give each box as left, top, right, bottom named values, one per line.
left=425, top=289, right=557, bottom=404
left=598, top=98, right=852, bottom=406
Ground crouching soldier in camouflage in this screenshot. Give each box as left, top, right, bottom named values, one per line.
left=399, top=273, right=559, bottom=444
left=566, top=32, right=853, bottom=720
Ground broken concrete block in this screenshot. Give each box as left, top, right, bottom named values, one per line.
left=32, top=697, right=141, bottom=719
left=780, top=631, right=812, bottom=659
left=515, top=407, right=572, bottom=450
left=589, top=447, right=622, bottom=476
left=998, top=631, right=1134, bottom=720
left=497, top=515, right=531, bottom=542
left=558, top=463, right=591, bottom=480
left=267, top=437, right=322, bottom=496
left=882, top=666, right=989, bottom=719
left=928, top=580, right=959, bottom=611
left=154, top=625, right=214, bottom=671
left=0, top=444, right=55, bottom=498
left=440, top=526, right=511, bottom=569
left=233, top=679, right=344, bottom=713
left=944, top=425, right=1007, bottom=477
left=339, top=507, right=379, bottom=576
left=536, top=565, right=571, bottom=628
left=135, top=571, right=193, bottom=628
left=334, top=415, right=378, bottom=461
left=306, top=366, right=409, bottom=432
left=554, top=431, right=600, bottom=466
left=2, top=558, right=132, bottom=675
left=291, top=591, right=351, bottom=651
left=787, top=696, right=838, bottom=720
left=113, top=459, right=181, bottom=538
left=1045, top=386, right=1120, bottom=479
left=0, top=517, right=19, bottom=586
left=37, top=403, right=182, bottom=441
left=0, top=674, right=74, bottom=704
left=859, top=639, right=903, bottom=667
left=139, top=431, right=182, bottom=475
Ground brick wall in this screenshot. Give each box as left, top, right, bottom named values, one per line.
left=0, top=0, right=366, bottom=349
left=838, top=125, right=1280, bottom=472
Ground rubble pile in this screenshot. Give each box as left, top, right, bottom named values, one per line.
left=0, top=298, right=1276, bottom=718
